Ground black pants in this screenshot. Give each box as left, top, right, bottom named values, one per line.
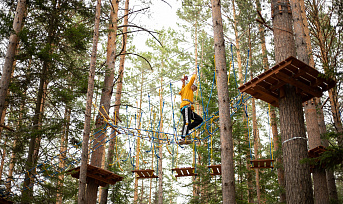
left=181, top=106, right=203, bottom=138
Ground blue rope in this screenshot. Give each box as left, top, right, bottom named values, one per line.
left=244, top=105, right=253, bottom=160
left=244, top=49, right=250, bottom=84
left=205, top=71, right=216, bottom=119
left=170, top=83, right=176, bottom=170
left=231, top=44, right=239, bottom=89
left=197, top=65, right=206, bottom=120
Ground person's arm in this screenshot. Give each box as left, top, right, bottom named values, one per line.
left=186, top=74, right=196, bottom=88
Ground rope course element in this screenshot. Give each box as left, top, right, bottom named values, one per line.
left=7, top=55, right=253, bottom=195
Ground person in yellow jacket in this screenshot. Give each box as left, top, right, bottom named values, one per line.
left=179, top=72, right=203, bottom=141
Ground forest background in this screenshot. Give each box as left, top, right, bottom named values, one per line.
left=0, top=0, right=342, bottom=203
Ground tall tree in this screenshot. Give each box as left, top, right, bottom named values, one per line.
left=78, top=0, right=102, bottom=202
left=86, top=0, right=119, bottom=202
left=0, top=0, right=26, bottom=122
left=289, top=0, right=329, bottom=203
left=256, top=0, right=286, bottom=201
left=306, top=0, right=343, bottom=149
left=271, top=0, right=314, bottom=203
left=21, top=0, right=59, bottom=201
left=100, top=0, right=130, bottom=203
left=211, top=0, right=236, bottom=203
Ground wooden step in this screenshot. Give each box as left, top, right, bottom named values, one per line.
left=208, top=164, right=221, bottom=176
left=250, top=159, right=274, bottom=169
left=132, top=169, right=158, bottom=179
left=172, top=167, right=197, bottom=177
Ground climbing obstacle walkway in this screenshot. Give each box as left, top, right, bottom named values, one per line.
left=3, top=56, right=254, bottom=199
left=172, top=167, right=198, bottom=178
left=132, top=169, right=158, bottom=179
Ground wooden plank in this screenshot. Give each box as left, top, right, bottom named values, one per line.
left=132, top=169, right=158, bottom=179
left=251, top=159, right=274, bottom=169
left=308, top=146, right=326, bottom=158
left=252, top=85, right=279, bottom=102
left=0, top=197, right=14, bottom=204
left=239, top=56, right=335, bottom=107
left=274, top=72, right=322, bottom=97
left=238, top=59, right=293, bottom=93
left=266, top=160, right=271, bottom=168
left=172, top=167, right=197, bottom=177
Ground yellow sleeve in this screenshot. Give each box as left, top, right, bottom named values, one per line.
left=186, top=74, right=196, bottom=88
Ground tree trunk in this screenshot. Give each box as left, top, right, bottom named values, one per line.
left=78, top=0, right=102, bottom=203
left=86, top=0, right=119, bottom=202
left=252, top=94, right=261, bottom=204
left=134, top=71, right=144, bottom=203
left=0, top=0, right=26, bottom=117
left=22, top=61, right=49, bottom=203
left=272, top=0, right=314, bottom=203
left=211, top=1, right=236, bottom=203
left=256, top=1, right=286, bottom=201
left=56, top=105, right=71, bottom=204
left=100, top=0, right=129, bottom=203
left=231, top=0, right=243, bottom=82
left=307, top=0, right=343, bottom=149
left=289, top=1, right=329, bottom=203
left=22, top=5, right=55, bottom=198
left=304, top=100, right=329, bottom=204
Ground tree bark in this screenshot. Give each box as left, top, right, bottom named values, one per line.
left=0, top=0, right=26, bottom=117
left=256, top=1, right=286, bottom=201
left=86, top=0, right=119, bottom=202
left=211, top=1, right=236, bottom=203
left=100, top=0, right=129, bottom=203
left=78, top=0, right=102, bottom=203
left=252, top=94, right=261, bottom=204
left=289, top=1, right=329, bottom=203
left=272, top=0, right=314, bottom=203
left=22, top=2, right=55, bottom=199
left=56, top=105, right=71, bottom=204
left=307, top=0, right=343, bottom=149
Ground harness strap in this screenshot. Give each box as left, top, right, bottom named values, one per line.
left=183, top=99, right=194, bottom=104
left=180, top=104, right=191, bottom=112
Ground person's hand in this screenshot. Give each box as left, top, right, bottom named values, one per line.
left=181, top=75, right=188, bottom=82
left=192, top=70, right=197, bottom=75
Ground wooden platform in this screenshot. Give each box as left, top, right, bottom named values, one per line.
left=238, top=56, right=335, bottom=107
left=172, top=167, right=198, bottom=177
left=208, top=164, right=221, bottom=176
left=132, top=169, right=158, bottom=179
left=0, top=197, right=13, bottom=204
left=67, top=164, right=123, bottom=187
left=177, top=139, right=192, bottom=145
left=250, top=159, right=274, bottom=169
left=308, top=145, right=326, bottom=158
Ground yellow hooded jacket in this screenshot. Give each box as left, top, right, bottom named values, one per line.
left=179, top=74, right=196, bottom=110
